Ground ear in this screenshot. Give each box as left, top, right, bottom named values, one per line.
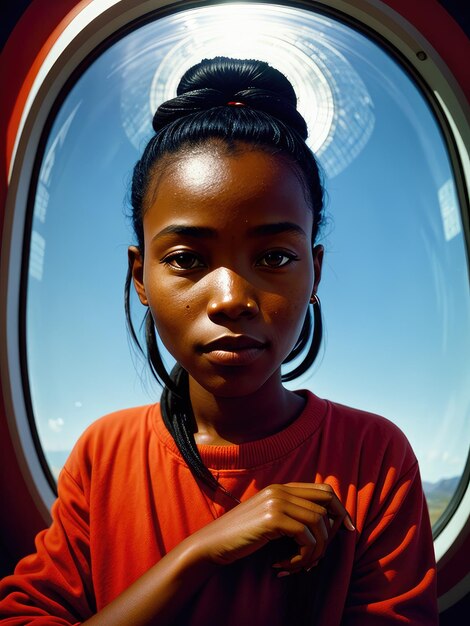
left=312, top=244, right=324, bottom=296
left=128, top=246, right=148, bottom=306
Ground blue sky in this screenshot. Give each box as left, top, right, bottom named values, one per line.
left=26, top=3, right=469, bottom=487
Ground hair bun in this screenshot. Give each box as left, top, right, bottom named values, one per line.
left=152, top=88, right=227, bottom=131
left=177, top=57, right=296, bottom=101
left=152, top=56, right=308, bottom=139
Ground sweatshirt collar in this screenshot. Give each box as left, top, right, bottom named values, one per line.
left=154, top=390, right=326, bottom=470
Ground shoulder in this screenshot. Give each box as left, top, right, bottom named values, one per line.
left=63, top=403, right=159, bottom=482
left=303, top=390, right=417, bottom=473
left=329, top=397, right=410, bottom=440
left=302, top=393, right=425, bottom=534
left=74, top=403, right=157, bottom=445
left=337, top=398, right=416, bottom=467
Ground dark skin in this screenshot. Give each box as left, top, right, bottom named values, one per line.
left=83, top=141, right=354, bottom=625
left=136, top=142, right=318, bottom=443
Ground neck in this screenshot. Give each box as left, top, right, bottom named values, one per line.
left=189, top=373, right=305, bottom=445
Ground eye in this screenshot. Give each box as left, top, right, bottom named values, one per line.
left=162, top=251, right=205, bottom=270
left=257, top=251, right=298, bottom=268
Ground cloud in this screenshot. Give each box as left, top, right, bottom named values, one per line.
left=48, top=418, right=64, bottom=433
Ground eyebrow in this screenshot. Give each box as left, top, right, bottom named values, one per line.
left=152, top=225, right=217, bottom=242
left=247, top=222, right=308, bottom=239
left=152, top=221, right=307, bottom=242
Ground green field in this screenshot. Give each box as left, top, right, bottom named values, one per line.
left=423, top=477, right=459, bottom=527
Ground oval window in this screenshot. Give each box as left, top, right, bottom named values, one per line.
left=24, top=2, right=469, bottom=533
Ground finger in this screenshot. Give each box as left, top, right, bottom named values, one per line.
left=283, top=496, right=331, bottom=552
left=284, top=483, right=338, bottom=503
left=277, top=493, right=331, bottom=519
left=285, top=484, right=355, bottom=532
left=273, top=540, right=316, bottom=572
left=329, top=514, right=345, bottom=541
left=283, top=486, right=344, bottom=527
left=254, top=485, right=334, bottom=540
left=273, top=516, right=332, bottom=572
left=327, top=502, right=355, bottom=533
left=253, top=484, right=335, bottom=514
left=278, top=501, right=330, bottom=564
left=282, top=485, right=341, bottom=513
left=286, top=497, right=339, bottom=544
left=306, top=484, right=355, bottom=531
left=281, top=515, right=320, bottom=556
left=309, top=518, right=330, bottom=561
left=272, top=531, right=318, bottom=573
left=281, top=501, right=329, bottom=541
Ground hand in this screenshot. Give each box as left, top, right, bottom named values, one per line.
left=187, top=482, right=355, bottom=575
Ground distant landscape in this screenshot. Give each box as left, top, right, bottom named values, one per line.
left=422, top=476, right=460, bottom=526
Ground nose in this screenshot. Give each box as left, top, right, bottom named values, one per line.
left=207, top=268, right=260, bottom=320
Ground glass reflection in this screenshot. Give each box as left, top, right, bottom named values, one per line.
left=26, top=2, right=470, bottom=529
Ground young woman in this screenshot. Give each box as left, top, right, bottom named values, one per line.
left=0, top=57, right=438, bottom=625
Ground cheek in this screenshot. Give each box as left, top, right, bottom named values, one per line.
left=265, top=291, right=309, bottom=341
left=147, top=283, right=199, bottom=350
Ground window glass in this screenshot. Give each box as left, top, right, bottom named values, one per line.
left=26, top=2, right=469, bottom=529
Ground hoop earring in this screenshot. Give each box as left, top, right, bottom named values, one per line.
left=281, top=295, right=322, bottom=382
left=310, top=293, right=320, bottom=306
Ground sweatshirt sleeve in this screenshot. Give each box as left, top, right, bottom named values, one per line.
left=0, top=464, right=95, bottom=625
left=344, top=453, right=438, bottom=624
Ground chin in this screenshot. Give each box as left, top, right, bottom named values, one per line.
left=192, top=367, right=281, bottom=399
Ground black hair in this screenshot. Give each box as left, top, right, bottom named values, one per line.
left=125, top=57, right=324, bottom=495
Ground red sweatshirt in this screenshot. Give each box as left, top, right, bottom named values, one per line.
left=0, top=391, right=438, bottom=624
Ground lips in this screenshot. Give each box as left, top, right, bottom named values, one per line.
left=202, top=335, right=266, bottom=352
left=200, top=335, right=267, bottom=366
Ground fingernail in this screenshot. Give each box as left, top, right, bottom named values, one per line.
left=345, top=516, right=356, bottom=531
left=271, top=563, right=282, bottom=569
left=277, top=571, right=291, bottom=578
left=306, top=560, right=319, bottom=572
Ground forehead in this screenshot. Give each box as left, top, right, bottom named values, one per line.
left=144, top=142, right=312, bottom=230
